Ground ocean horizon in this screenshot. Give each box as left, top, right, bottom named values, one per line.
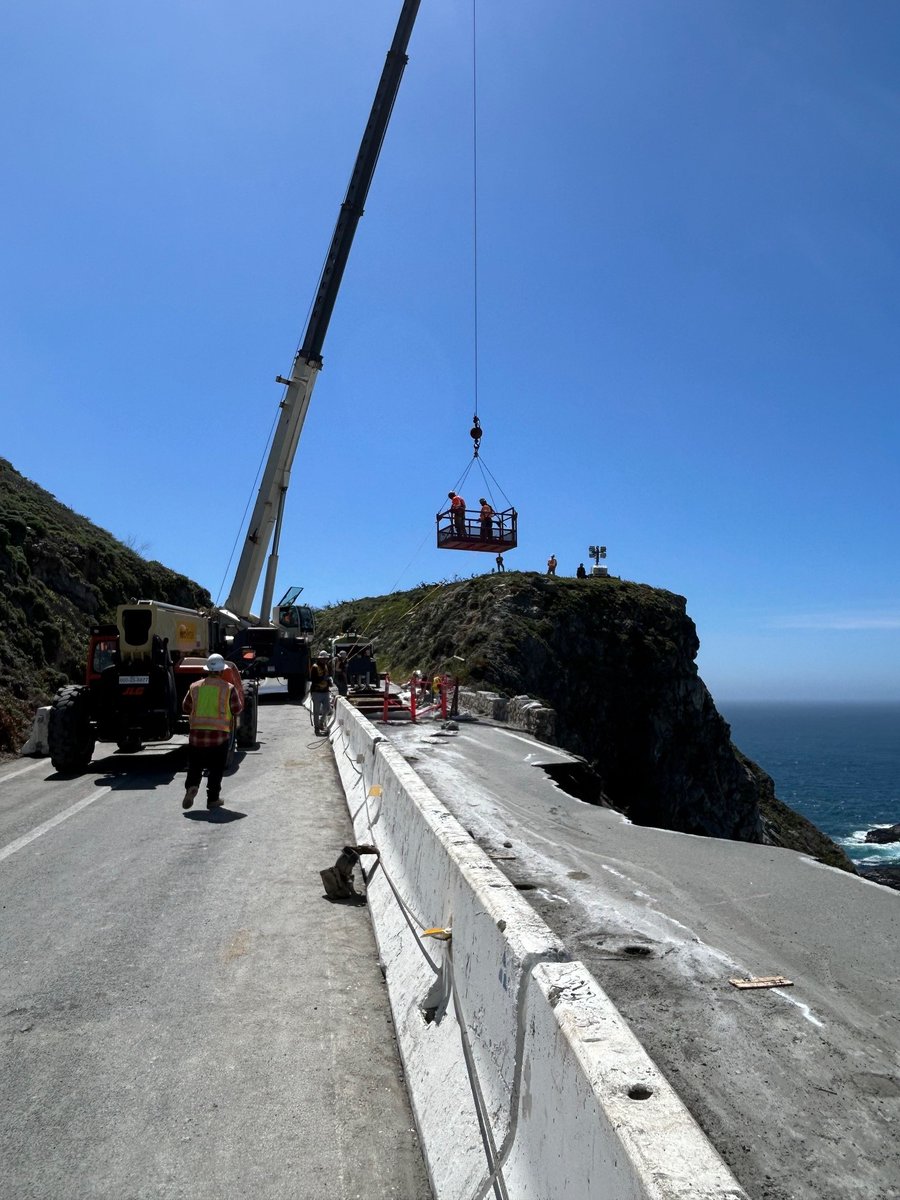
left=718, top=700, right=900, bottom=868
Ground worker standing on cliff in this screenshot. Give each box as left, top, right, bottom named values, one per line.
left=547, top=554, right=557, bottom=577
left=576, top=563, right=587, bottom=579
left=182, top=653, right=244, bottom=810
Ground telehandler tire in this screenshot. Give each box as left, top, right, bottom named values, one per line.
left=48, top=685, right=96, bottom=773
left=286, top=673, right=307, bottom=701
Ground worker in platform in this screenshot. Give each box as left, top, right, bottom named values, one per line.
left=478, top=498, right=494, bottom=541
left=576, top=563, right=587, bottom=579
left=309, top=650, right=333, bottom=736
left=182, top=653, right=244, bottom=811
left=448, top=490, right=466, bottom=538
left=547, top=554, right=557, bottom=577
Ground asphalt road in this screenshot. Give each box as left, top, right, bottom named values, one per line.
left=385, top=716, right=900, bottom=1200
left=0, top=693, right=431, bottom=1200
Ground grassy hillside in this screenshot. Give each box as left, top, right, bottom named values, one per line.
left=0, top=459, right=210, bottom=754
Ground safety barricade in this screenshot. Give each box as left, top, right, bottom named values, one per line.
left=330, top=698, right=747, bottom=1200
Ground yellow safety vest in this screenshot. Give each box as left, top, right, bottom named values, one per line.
left=189, top=678, right=233, bottom=734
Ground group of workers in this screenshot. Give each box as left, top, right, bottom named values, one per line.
left=447, top=491, right=497, bottom=541
left=549, top=556, right=592, bottom=579
left=447, top=493, right=595, bottom=582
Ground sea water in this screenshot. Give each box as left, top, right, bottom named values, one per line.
left=719, top=702, right=900, bottom=868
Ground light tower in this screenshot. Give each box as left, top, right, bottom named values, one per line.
left=587, top=544, right=608, bottom=577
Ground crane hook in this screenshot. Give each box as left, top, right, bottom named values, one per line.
left=470, top=415, right=482, bottom=457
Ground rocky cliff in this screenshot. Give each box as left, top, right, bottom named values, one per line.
left=316, top=572, right=854, bottom=873
left=0, top=459, right=210, bottom=754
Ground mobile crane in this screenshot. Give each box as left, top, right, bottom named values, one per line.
left=47, top=0, right=423, bottom=772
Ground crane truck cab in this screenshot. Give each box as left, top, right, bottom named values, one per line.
left=225, top=586, right=314, bottom=701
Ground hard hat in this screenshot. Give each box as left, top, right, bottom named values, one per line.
left=337, top=650, right=347, bottom=658
left=318, top=650, right=330, bottom=659
left=206, top=653, right=226, bottom=673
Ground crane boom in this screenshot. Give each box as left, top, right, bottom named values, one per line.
left=225, top=0, right=423, bottom=621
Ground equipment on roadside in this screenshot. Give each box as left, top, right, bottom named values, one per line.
left=320, top=844, right=380, bottom=901
left=588, top=544, right=608, bottom=577
left=46, top=0, right=424, bottom=772
left=47, top=609, right=259, bottom=772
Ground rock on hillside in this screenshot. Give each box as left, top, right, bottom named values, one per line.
left=0, top=459, right=210, bottom=754
left=316, top=572, right=854, bottom=873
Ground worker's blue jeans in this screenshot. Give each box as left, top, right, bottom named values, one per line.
left=311, top=691, right=331, bottom=732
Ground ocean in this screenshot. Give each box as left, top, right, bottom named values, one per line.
left=719, top=702, right=900, bottom=868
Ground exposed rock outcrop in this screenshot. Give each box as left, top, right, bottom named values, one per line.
left=864, top=823, right=900, bottom=845
left=315, top=573, right=854, bottom=873
left=0, top=458, right=210, bottom=754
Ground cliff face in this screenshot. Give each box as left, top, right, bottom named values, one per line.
left=0, top=459, right=210, bottom=754
left=316, top=572, right=854, bottom=873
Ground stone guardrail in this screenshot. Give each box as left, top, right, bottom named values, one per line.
left=331, top=698, right=747, bottom=1200
left=457, top=688, right=557, bottom=743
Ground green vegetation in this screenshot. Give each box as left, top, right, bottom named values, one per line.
left=0, top=458, right=210, bottom=754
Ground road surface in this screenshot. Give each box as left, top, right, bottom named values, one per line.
left=0, top=691, right=431, bottom=1200
left=384, top=715, right=900, bottom=1200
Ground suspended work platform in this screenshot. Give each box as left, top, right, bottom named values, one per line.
left=436, top=507, right=517, bottom=553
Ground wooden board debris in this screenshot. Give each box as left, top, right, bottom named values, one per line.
left=729, top=975, right=793, bottom=990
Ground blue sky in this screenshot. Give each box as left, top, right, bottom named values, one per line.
left=2, top=0, right=899, bottom=701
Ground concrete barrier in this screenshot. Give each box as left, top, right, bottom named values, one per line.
left=331, top=699, right=747, bottom=1200
left=21, top=706, right=50, bottom=757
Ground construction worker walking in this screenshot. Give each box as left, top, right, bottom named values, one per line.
left=309, top=650, right=334, bottom=735
left=182, top=653, right=244, bottom=810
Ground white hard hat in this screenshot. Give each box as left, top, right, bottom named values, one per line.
left=318, top=650, right=330, bottom=659
left=206, top=653, right=226, bottom=673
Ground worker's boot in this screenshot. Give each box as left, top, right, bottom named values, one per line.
left=182, top=785, right=199, bottom=810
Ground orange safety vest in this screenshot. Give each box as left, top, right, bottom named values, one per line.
left=188, top=676, right=234, bottom=734
left=451, top=495, right=466, bottom=511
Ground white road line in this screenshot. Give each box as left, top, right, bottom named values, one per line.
left=0, top=759, right=46, bottom=785
left=0, top=787, right=113, bottom=864
left=497, top=728, right=572, bottom=756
